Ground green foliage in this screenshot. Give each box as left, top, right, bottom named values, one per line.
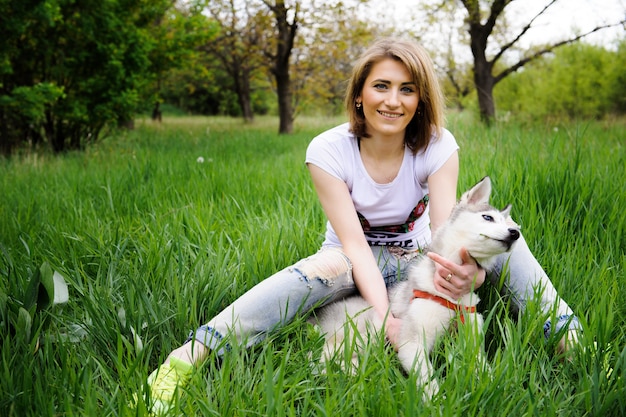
left=0, top=84, right=65, bottom=122
left=289, top=1, right=390, bottom=118
left=607, top=40, right=626, bottom=113
left=145, top=4, right=219, bottom=118
left=495, top=41, right=625, bottom=121
left=160, top=58, right=273, bottom=117
left=2, top=0, right=622, bottom=154
left=0, top=83, right=66, bottom=153
left=0, top=254, right=69, bottom=345
left=0, top=115, right=625, bottom=415
left=0, top=0, right=172, bottom=154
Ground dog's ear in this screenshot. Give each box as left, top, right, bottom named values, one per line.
left=459, top=176, right=491, bottom=205
left=500, top=203, right=512, bottom=218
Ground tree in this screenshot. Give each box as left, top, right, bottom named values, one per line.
left=190, top=0, right=298, bottom=128
left=607, top=39, right=626, bottom=114
left=459, top=0, right=626, bottom=123
left=290, top=1, right=388, bottom=116
left=262, top=0, right=299, bottom=134
left=495, top=42, right=624, bottom=120
left=146, top=2, right=218, bottom=122
left=0, top=0, right=172, bottom=154
left=200, top=0, right=267, bottom=122
left=261, top=0, right=384, bottom=131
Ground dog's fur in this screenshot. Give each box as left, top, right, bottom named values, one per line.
left=310, top=177, right=521, bottom=397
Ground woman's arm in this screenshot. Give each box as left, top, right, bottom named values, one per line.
left=427, top=150, right=459, bottom=233
left=307, top=163, right=402, bottom=346
left=427, top=151, right=486, bottom=297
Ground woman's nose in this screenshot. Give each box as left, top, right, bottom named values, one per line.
left=385, top=89, right=401, bottom=107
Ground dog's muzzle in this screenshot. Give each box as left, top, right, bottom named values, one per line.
left=503, top=228, right=521, bottom=250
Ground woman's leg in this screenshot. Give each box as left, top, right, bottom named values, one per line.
left=488, top=233, right=581, bottom=351
left=184, top=246, right=420, bottom=362
left=186, top=247, right=358, bottom=359
left=143, top=247, right=357, bottom=412
left=143, top=246, right=421, bottom=412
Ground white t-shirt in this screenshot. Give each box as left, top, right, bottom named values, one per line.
left=305, top=122, right=459, bottom=250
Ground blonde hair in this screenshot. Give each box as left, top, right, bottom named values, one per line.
left=345, top=37, right=444, bottom=154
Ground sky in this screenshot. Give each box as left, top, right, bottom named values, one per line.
left=374, top=0, right=625, bottom=48
left=362, top=0, right=625, bottom=69
left=505, top=0, right=625, bottom=47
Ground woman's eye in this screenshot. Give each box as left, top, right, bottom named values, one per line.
left=373, top=83, right=388, bottom=90
left=482, top=214, right=494, bottom=222
left=401, top=86, right=415, bottom=93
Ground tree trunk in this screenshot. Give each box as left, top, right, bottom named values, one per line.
left=473, top=58, right=496, bottom=124
left=240, top=98, right=254, bottom=123
left=45, top=111, right=65, bottom=153
left=240, top=97, right=254, bottom=123
left=237, top=69, right=254, bottom=123
left=0, top=110, right=15, bottom=155
left=151, top=101, right=162, bottom=122
left=118, top=117, right=135, bottom=130
left=467, top=19, right=496, bottom=124
left=275, top=68, right=293, bottom=133
left=265, top=0, right=296, bottom=134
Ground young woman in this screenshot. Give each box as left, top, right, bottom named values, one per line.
left=141, top=37, right=580, bottom=413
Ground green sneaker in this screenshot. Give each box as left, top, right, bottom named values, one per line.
left=146, top=357, right=193, bottom=415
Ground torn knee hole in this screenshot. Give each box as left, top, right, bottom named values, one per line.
left=296, top=249, right=351, bottom=286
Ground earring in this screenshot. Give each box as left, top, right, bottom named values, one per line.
left=356, top=102, right=362, bottom=109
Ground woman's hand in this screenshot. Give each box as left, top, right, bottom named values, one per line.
left=427, top=248, right=485, bottom=299
left=384, top=315, right=403, bottom=351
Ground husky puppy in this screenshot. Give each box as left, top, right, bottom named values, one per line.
left=311, top=176, right=520, bottom=397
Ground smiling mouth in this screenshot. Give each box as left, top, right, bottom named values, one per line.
left=497, top=239, right=514, bottom=250
left=378, top=110, right=402, bottom=118
left=480, top=235, right=515, bottom=250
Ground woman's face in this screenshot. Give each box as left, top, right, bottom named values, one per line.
left=357, top=58, right=419, bottom=139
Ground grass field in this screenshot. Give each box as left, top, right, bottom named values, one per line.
left=1, top=115, right=624, bottom=416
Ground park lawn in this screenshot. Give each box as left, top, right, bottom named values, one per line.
left=0, top=115, right=624, bottom=416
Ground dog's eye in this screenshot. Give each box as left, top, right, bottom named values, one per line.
left=482, top=215, right=494, bottom=222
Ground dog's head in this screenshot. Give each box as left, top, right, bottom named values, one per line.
left=446, top=177, right=520, bottom=267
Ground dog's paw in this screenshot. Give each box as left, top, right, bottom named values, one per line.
left=419, top=378, right=440, bottom=402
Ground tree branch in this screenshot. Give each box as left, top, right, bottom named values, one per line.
left=460, top=0, right=480, bottom=26
left=484, top=0, right=511, bottom=37
left=492, top=0, right=558, bottom=65
left=494, top=19, right=626, bottom=84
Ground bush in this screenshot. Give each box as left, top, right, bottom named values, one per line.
left=495, top=41, right=625, bottom=121
left=0, top=0, right=170, bottom=154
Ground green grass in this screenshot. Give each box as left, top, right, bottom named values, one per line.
left=1, top=114, right=624, bottom=416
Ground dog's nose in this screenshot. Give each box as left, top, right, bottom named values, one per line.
left=508, top=228, right=520, bottom=241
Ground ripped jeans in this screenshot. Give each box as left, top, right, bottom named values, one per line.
left=188, top=234, right=577, bottom=355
